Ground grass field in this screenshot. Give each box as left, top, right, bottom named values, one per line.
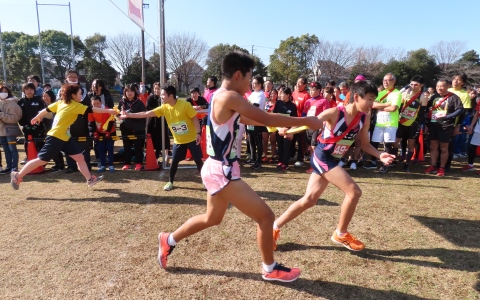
left=0, top=145, right=479, bottom=299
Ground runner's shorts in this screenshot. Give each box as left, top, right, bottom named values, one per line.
left=38, top=135, right=81, bottom=162
left=311, top=143, right=337, bottom=175
left=201, top=157, right=241, bottom=196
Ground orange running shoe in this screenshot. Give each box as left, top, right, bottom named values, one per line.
left=262, top=263, right=301, bottom=282
left=157, top=232, right=175, bottom=269
left=331, top=231, right=365, bottom=251
left=273, top=228, right=280, bottom=251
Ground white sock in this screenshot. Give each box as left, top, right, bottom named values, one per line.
left=263, top=262, right=276, bottom=273
left=273, top=222, right=279, bottom=230
left=336, top=229, right=346, bottom=237
left=167, top=234, right=177, bottom=246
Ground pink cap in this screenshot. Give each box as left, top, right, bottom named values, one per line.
left=354, top=75, right=367, bottom=81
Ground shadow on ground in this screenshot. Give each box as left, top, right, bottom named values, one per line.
left=412, top=216, right=480, bottom=249
left=168, top=267, right=431, bottom=300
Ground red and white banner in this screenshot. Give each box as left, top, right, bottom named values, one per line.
left=128, top=0, right=144, bottom=30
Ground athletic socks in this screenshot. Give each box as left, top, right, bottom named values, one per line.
left=406, top=150, right=414, bottom=163
left=263, top=262, right=276, bottom=273
left=167, top=234, right=177, bottom=246
left=336, top=229, right=346, bottom=237
left=273, top=222, right=279, bottom=230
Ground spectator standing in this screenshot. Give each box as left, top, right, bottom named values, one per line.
left=42, top=90, right=64, bottom=171
left=146, top=82, right=171, bottom=160
left=0, top=86, right=22, bottom=174
left=291, top=77, right=311, bottom=167
left=203, top=76, right=218, bottom=103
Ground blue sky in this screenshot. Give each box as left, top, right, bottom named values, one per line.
left=1, top=0, right=479, bottom=65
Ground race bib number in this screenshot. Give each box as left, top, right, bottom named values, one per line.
left=377, top=111, right=391, bottom=125
left=171, top=121, right=189, bottom=135
left=400, top=107, right=417, bottom=120
left=331, top=139, right=354, bottom=159
left=206, top=125, right=215, bottom=156
left=307, top=106, right=317, bottom=116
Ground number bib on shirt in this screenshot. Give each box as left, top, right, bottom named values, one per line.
left=171, top=121, right=189, bottom=135
left=331, top=139, right=354, bottom=159
left=376, top=111, right=391, bottom=125
left=307, top=106, right=317, bottom=116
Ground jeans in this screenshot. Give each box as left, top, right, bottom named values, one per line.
left=97, top=140, right=114, bottom=167
left=0, top=136, right=19, bottom=169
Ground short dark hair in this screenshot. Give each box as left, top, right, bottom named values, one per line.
left=253, top=76, right=264, bottom=90
left=410, top=75, right=425, bottom=84
left=437, top=78, right=451, bottom=85
left=208, top=76, right=218, bottom=87
left=162, top=85, right=177, bottom=99
left=43, top=90, right=56, bottom=103
left=22, top=83, right=36, bottom=92
left=222, top=51, right=255, bottom=79
left=123, top=84, right=139, bottom=99
left=0, top=85, right=14, bottom=98
left=298, top=76, right=308, bottom=85
left=91, top=95, right=102, bottom=102
left=43, top=83, right=51, bottom=88
left=349, top=81, right=378, bottom=104
left=27, top=75, right=41, bottom=83
left=65, top=69, right=78, bottom=77
left=328, top=80, right=336, bottom=86
left=452, top=72, right=468, bottom=86
left=189, top=87, right=200, bottom=94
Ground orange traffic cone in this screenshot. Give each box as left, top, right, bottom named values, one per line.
left=144, top=134, right=160, bottom=170
left=418, top=127, right=425, bottom=162
left=27, top=135, right=45, bottom=174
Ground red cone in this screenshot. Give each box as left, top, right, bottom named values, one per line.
left=27, top=135, right=45, bottom=174
left=144, top=134, right=160, bottom=170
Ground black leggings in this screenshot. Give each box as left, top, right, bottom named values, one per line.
left=248, top=129, right=263, bottom=164
left=122, top=130, right=145, bottom=164
left=169, top=141, right=203, bottom=183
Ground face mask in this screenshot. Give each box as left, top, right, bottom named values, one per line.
left=0, top=92, right=8, bottom=99
left=67, top=79, right=78, bottom=84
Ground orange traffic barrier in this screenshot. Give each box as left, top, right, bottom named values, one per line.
left=476, top=145, right=480, bottom=157
left=27, top=135, right=45, bottom=174
left=144, top=134, right=160, bottom=170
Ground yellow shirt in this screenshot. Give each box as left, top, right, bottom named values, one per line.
left=375, top=89, right=402, bottom=128
left=448, top=88, right=471, bottom=109
left=47, top=101, right=89, bottom=141
left=152, top=99, right=198, bottom=144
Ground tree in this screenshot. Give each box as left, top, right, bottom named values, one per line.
left=405, top=49, right=441, bottom=87
left=204, top=44, right=246, bottom=82
left=2, top=32, right=41, bottom=84
left=106, top=33, right=141, bottom=78
left=454, top=50, right=480, bottom=84
left=312, top=39, right=356, bottom=82
left=429, top=40, right=467, bottom=74
left=165, top=32, right=208, bottom=93
left=269, top=34, right=319, bottom=85
left=202, top=44, right=266, bottom=85
left=40, top=30, right=85, bottom=80
left=81, top=33, right=117, bottom=86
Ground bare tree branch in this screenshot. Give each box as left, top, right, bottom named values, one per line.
left=166, top=32, right=208, bottom=92
left=312, top=39, right=357, bottom=80
left=429, top=40, right=467, bottom=73
left=106, top=33, right=141, bottom=75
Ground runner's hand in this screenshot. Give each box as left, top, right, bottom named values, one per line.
left=379, top=152, right=395, bottom=166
